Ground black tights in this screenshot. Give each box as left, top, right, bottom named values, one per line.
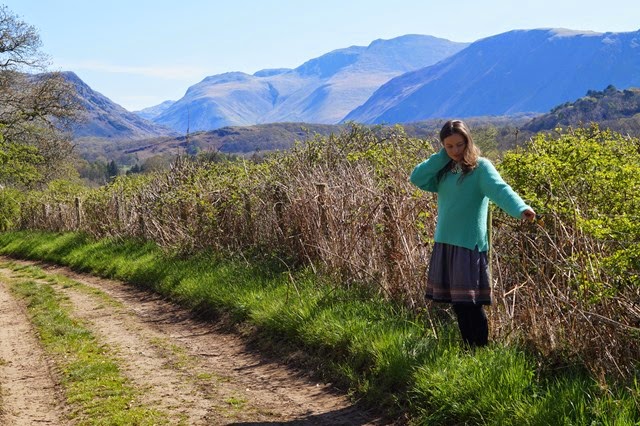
left=452, top=304, right=488, bottom=347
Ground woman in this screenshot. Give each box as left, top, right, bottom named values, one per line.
left=410, top=120, right=535, bottom=347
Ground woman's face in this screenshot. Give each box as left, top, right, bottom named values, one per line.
left=443, top=133, right=467, bottom=162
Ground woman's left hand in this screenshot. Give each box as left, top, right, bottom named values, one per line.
left=521, top=209, right=536, bottom=222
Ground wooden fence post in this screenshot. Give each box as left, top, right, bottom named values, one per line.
left=113, top=196, right=123, bottom=228
left=42, top=203, right=49, bottom=227
left=273, top=185, right=285, bottom=240
left=382, top=187, right=401, bottom=296
left=57, top=205, right=64, bottom=230
left=75, top=197, right=82, bottom=229
left=137, top=195, right=146, bottom=237
left=246, top=194, right=255, bottom=243
left=315, top=183, right=328, bottom=237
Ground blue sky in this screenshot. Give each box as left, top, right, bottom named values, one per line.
left=4, top=0, right=639, bottom=111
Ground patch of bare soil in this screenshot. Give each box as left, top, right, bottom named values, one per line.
left=1, top=258, right=393, bottom=425
left=0, top=276, right=66, bottom=425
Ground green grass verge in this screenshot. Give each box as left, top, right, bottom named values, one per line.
left=0, top=230, right=638, bottom=425
left=3, top=260, right=167, bottom=425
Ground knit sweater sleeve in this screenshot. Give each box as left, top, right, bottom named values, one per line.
left=409, top=149, right=451, bottom=192
left=478, top=159, right=530, bottom=218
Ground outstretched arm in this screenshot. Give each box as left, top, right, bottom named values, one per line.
left=479, top=159, right=532, bottom=219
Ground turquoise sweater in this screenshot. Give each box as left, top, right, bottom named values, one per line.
left=410, top=149, right=530, bottom=252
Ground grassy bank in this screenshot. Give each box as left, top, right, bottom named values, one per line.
left=0, top=230, right=637, bottom=425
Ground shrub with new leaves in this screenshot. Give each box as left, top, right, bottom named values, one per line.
left=500, top=124, right=640, bottom=287
left=494, top=124, right=639, bottom=377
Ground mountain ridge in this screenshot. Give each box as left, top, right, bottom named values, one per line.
left=343, top=28, right=640, bottom=124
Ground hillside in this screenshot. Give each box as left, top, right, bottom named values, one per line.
left=520, top=85, right=640, bottom=134
left=81, top=115, right=545, bottom=164
left=344, top=29, right=640, bottom=124
left=78, top=122, right=343, bottom=163
left=63, top=72, right=178, bottom=140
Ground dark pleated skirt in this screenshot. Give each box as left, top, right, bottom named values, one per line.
left=426, top=242, right=491, bottom=305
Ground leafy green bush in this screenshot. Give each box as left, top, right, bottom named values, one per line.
left=491, top=125, right=639, bottom=380
left=0, top=187, right=23, bottom=231
left=500, top=124, right=640, bottom=287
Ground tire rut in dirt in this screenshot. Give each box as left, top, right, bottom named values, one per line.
left=0, top=276, right=67, bottom=425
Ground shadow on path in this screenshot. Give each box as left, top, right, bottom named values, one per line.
left=227, top=405, right=397, bottom=425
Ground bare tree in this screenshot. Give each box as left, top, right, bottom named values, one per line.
left=0, top=5, right=82, bottom=187
left=0, top=4, right=48, bottom=71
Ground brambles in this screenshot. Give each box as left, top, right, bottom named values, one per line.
left=497, top=124, right=640, bottom=377
left=10, top=123, right=640, bottom=381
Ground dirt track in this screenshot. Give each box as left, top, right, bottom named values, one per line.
left=0, top=258, right=389, bottom=425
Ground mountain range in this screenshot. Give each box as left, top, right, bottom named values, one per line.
left=60, top=27, right=640, bottom=145
left=77, top=85, right=640, bottom=163
left=145, top=34, right=468, bottom=133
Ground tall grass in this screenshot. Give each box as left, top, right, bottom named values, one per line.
left=0, top=230, right=637, bottom=424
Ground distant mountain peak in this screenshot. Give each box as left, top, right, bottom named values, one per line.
left=134, top=100, right=176, bottom=121
left=294, top=47, right=363, bottom=78
left=547, top=28, right=603, bottom=37
left=367, top=33, right=457, bottom=47
left=201, top=71, right=252, bottom=84
left=60, top=72, right=178, bottom=140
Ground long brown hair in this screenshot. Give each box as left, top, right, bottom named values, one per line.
left=437, top=119, right=481, bottom=182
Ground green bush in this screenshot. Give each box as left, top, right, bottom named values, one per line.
left=500, top=124, right=640, bottom=288
left=0, top=187, right=23, bottom=231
